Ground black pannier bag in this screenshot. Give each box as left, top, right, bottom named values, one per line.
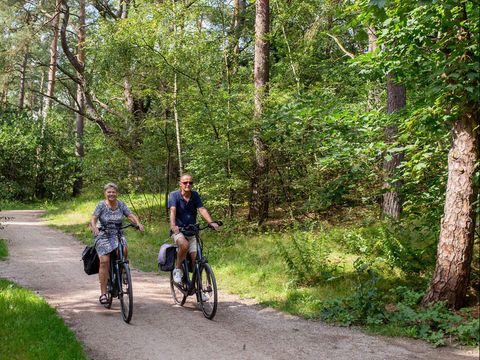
left=82, top=244, right=99, bottom=275
left=158, top=243, right=176, bottom=272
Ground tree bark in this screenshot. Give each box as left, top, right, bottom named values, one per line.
left=367, top=26, right=381, bottom=110
left=249, top=0, right=270, bottom=223
left=422, top=107, right=478, bottom=309
left=381, top=73, right=406, bottom=220
left=18, top=47, right=28, bottom=109
left=42, top=0, right=61, bottom=118
left=73, top=0, right=86, bottom=197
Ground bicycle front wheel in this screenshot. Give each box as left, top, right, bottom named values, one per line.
left=119, top=263, right=133, bottom=323
left=198, top=263, right=218, bottom=320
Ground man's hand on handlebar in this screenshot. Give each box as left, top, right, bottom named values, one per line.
left=208, top=221, right=222, bottom=231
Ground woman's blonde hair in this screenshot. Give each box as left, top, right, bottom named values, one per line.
left=103, top=182, right=118, bottom=191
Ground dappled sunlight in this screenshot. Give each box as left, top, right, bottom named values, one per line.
left=3, top=221, right=45, bottom=226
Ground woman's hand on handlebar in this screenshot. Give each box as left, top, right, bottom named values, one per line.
left=136, top=223, right=145, bottom=232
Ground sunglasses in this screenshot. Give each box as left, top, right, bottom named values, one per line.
left=181, top=181, right=193, bottom=185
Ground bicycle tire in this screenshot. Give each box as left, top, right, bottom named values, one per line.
left=170, top=270, right=187, bottom=306
left=198, top=262, right=217, bottom=320
left=119, top=263, right=133, bottom=323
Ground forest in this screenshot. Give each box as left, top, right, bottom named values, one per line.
left=0, top=0, right=478, bottom=346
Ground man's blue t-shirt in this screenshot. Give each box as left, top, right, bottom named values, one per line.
left=168, top=190, right=204, bottom=227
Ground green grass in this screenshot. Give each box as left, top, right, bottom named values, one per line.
left=0, top=279, right=88, bottom=359
left=0, top=199, right=56, bottom=211
left=0, top=239, right=7, bottom=259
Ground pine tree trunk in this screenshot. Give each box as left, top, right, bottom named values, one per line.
left=367, top=26, right=381, bottom=110
left=422, top=107, right=478, bottom=309
left=249, top=0, right=270, bottom=223
left=73, top=0, right=86, bottom=197
left=18, top=48, right=28, bottom=109
left=42, top=0, right=61, bottom=118
left=381, top=74, right=406, bottom=219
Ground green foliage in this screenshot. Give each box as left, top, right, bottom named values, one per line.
left=320, top=268, right=479, bottom=346
left=0, top=239, right=7, bottom=259
left=0, top=108, right=78, bottom=201
left=276, top=227, right=343, bottom=285
left=0, top=279, right=88, bottom=359
left=340, top=219, right=437, bottom=275
left=320, top=260, right=387, bottom=326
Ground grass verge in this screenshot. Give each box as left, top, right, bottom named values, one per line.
left=0, top=279, right=88, bottom=359
left=0, top=239, right=7, bottom=259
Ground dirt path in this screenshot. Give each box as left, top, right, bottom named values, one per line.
left=0, top=210, right=477, bottom=360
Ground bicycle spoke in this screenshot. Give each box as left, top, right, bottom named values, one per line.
left=198, top=263, right=217, bottom=320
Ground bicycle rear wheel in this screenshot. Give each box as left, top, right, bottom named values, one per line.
left=170, top=270, right=187, bottom=306
left=119, top=263, right=133, bottom=323
left=198, top=263, right=217, bottom=320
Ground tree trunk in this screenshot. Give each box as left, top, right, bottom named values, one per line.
left=367, top=26, right=381, bottom=110
left=249, top=0, right=270, bottom=223
left=0, top=83, right=8, bottom=108
left=73, top=0, right=86, bottom=197
left=18, top=48, right=28, bottom=109
left=173, top=73, right=183, bottom=175
left=381, top=73, right=406, bottom=220
left=421, top=107, right=478, bottom=309
left=43, top=0, right=61, bottom=118
left=172, top=1, right=183, bottom=175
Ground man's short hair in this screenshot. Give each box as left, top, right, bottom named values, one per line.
left=179, top=173, right=193, bottom=181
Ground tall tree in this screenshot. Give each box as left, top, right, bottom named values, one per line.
left=421, top=1, right=479, bottom=308
left=18, top=46, right=28, bottom=109
left=73, top=0, right=86, bottom=196
left=381, top=74, right=406, bottom=219
left=249, top=0, right=270, bottom=223
left=42, top=0, right=61, bottom=118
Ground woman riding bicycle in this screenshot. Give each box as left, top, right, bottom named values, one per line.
left=90, top=182, right=144, bottom=305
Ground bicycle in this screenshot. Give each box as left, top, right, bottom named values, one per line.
left=170, top=222, right=221, bottom=320
left=99, top=222, right=139, bottom=323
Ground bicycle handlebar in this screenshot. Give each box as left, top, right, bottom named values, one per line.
left=98, top=223, right=140, bottom=232
left=179, top=221, right=222, bottom=233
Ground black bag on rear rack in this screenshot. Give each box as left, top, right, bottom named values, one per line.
left=82, top=243, right=99, bottom=275
left=158, top=243, right=176, bottom=272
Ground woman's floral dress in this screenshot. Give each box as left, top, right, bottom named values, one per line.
left=93, top=200, right=132, bottom=256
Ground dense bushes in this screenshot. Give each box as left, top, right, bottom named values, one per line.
left=0, top=108, right=77, bottom=201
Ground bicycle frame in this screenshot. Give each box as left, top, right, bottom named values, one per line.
left=174, top=233, right=205, bottom=300
left=100, top=223, right=137, bottom=323
left=107, top=236, right=127, bottom=298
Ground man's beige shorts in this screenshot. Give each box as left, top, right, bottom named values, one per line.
left=172, top=233, right=197, bottom=253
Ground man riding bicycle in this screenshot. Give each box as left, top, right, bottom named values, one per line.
left=169, top=173, right=219, bottom=284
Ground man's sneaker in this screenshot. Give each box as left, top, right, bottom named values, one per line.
left=173, top=268, right=183, bottom=283
left=200, top=292, right=209, bottom=302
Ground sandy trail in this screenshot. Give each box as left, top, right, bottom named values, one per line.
left=0, top=210, right=477, bottom=360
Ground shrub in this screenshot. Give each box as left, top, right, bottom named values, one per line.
left=276, top=227, right=342, bottom=286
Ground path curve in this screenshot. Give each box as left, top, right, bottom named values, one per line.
left=0, top=210, right=477, bottom=360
